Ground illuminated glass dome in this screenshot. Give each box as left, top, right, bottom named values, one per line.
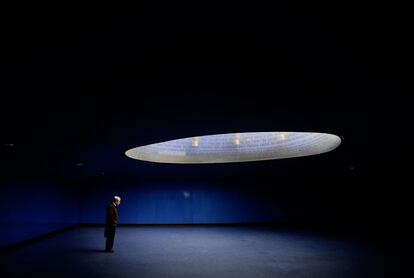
left=125, top=132, right=341, bottom=164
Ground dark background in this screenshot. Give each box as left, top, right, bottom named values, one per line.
left=0, top=4, right=409, bottom=247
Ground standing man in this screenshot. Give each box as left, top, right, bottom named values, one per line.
left=105, top=196, right=121, bottom=252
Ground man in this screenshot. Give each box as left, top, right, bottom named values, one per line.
left=104, top=196, right=121, bottom=252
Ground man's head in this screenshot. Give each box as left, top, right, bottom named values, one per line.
left=113, top=196, right=121, bottom=206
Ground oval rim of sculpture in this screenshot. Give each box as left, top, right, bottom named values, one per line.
left=125, top=132, right=341, bottom=164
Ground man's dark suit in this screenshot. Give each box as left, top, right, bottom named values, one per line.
left=105, top=202, right=118, bottom=252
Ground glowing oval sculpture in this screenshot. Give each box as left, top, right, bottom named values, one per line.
left=125, top=132, right=341, bottom=164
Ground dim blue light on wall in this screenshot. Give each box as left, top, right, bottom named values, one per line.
left=125, top=132, right=341, bottom=164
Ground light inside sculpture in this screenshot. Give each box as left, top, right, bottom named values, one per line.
left=125, top=132, right=341, bottom=164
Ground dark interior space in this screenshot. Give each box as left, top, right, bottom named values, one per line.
left=0, top=4, right=410, bottom=277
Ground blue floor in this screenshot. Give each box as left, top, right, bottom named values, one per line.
left=0, top=225, right=397, bottom=277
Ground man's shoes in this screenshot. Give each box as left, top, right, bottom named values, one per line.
left=105, top=249, right=114, bottom=253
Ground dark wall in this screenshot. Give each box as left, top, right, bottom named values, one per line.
left=74, top=144, right=411, bottom=240
left=77, top=151, right=346, bottom=227
left=0, top=181, right=79, bottom=247
left=79, top=179, right=285, bottom=224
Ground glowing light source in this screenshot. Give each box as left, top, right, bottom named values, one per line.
left=192, top=137, right=199, bottom=147
left=234, top=133, right=241, bottom=145
left=125, top=132, right=341, bottom=164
